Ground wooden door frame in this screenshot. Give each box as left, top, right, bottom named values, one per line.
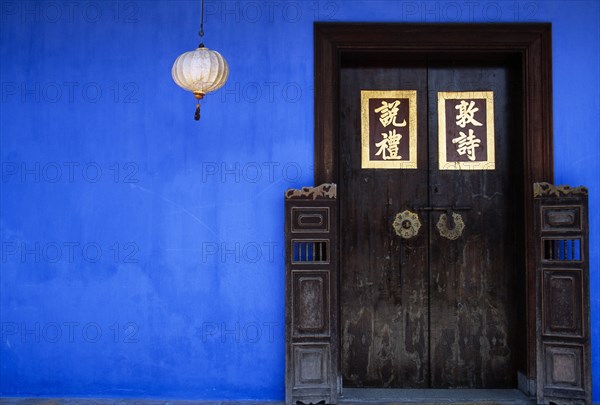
left=314, top=23, right=553, bottom=394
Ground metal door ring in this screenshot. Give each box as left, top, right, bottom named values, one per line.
left=436, top=212, right=465, bottom=240
left=393, top=210, right=421, bottom=239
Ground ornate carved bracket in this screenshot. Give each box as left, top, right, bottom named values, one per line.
left=285, top=183, right=337, bottom=200
left=533, top=182, right=588, bottom=198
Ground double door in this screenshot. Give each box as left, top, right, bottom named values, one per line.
left=339, top=55, right=524, bottom=388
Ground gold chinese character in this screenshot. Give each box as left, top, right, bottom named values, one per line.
left=375, top=129, right=402, bottom=160
left=374, top=100, right=407, bottom=128
left=452, top=129, right=481, bottom=161
left=455, top=100, right=483, bottom=128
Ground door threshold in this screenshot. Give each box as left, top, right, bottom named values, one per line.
left=339, top=388, right=535, bottom=404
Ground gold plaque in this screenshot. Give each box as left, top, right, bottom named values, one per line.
left=361, top=90, right=417, bottom=169
left=438, top=91, right=495, bottom=170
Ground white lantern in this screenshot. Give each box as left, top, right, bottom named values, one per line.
left=172, top=47, right=228, bottom=96
left=172, top=0, right=229, bottom=121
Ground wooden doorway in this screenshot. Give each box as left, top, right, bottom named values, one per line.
left=340, top=54, right=522, bottom=388
left=313, top=23, right=553, bottom=401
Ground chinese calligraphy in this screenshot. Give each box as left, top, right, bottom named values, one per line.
left=374, top=100, right=407, bottom=128
left=438, top=91, right=496, bottom=170
left=361, top=90, right=417, bottom=169
left=452, top=99, right=483, bottom=161
left=437, top=91, right=495, bottom=170
left=376, top=129, right=402, bottom=160
left=452, top=128, right=481, bottom=161
left=455, top=100, right=483, bottom=128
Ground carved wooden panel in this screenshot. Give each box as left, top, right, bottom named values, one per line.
left=543, top=344, right=584, bottom=392
left=291, top=207, right=330, bottom=233
left=292, top=271, right=330, bottom=337
left=535, top=183, right=590, bottom=405
left=293, top=344, right=330, bottom=387
left=542, top=206, right=581, bottom=232
left=285, top=184, right=338, bottom=405
left=543, top=270, right=583, bottom=337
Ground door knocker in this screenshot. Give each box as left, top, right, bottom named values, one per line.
left=436, top=212, right=465, bottom=240
left=393, top=210, right=421, bottom=239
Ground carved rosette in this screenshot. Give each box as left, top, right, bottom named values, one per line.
left=285, top=183, right=337, bottom=200
left=533, top=182, right=588, bottom=198
left=393, top=210, right=421, bottom=239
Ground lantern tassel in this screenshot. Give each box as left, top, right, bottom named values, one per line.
left=194, top=103, right=200, bottom=121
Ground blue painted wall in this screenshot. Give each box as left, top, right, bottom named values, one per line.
left=1, top=0, right=598, bottom=401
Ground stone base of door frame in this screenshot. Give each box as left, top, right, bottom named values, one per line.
left=338, top=388, right=535, bottom=405
left=517, top=371, right=536, bottom=397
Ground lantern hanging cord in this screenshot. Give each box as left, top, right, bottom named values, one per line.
left=198, top=0, right=205, bottom=48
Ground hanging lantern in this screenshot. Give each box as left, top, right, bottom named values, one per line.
left=172, top=47, right=229, bottom=120
left=172, top=0, right=229, bottom=121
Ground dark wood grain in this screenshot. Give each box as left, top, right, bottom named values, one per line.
left=285, top=191, right=339, bottom=405
left=313, top=24, right=553, bottom=390
left=338, top=56, right=523, bottom=389
left=427, top=59, right=522, bottom=388
left=339, top=61, right=429, bottom=388
left=534, top=190, right=591, bottom=404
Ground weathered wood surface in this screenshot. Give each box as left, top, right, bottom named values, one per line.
left=535, top=187, right=591, bottom=405
left=427, top=59, right=522, bottom=388
left=285, top=186, right=339, bottom=404
left=339, top=60, right=429, bottom=388
left=338, top=55, right=523, bottom=388
left=313, top=25, right=554, bottom=389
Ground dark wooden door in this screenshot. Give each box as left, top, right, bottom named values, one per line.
left=339, top=55, right=523, bottom=388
